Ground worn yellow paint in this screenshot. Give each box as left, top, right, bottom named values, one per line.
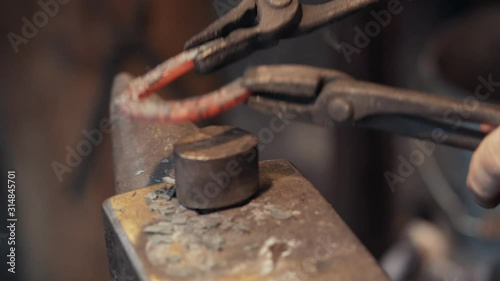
left=149, top=275, right=163, bottom=281
left=108, top=185, right=161, bottom=245
left=219, top=273, right=270, bottom=281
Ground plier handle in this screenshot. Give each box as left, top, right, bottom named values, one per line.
left=185, top=0, right=377, bottom=73
left=243, top=65, right=500, bottom=150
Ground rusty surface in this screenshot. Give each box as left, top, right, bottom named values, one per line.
left=110, top=73, right=198, bottom=194
left=113, top=46, right=251, bottom=122
left=103, top=160, right=389, bottom=281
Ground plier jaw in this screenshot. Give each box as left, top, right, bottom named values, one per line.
left=243, top=65, right=353, bottom=124
left=185, top=0, right=378, bottom=73
left=184, top=0, right=302, bottom=73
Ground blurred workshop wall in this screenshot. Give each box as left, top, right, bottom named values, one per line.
left=3, top=1, right=493, bottom=281
left=0, top=1, right=217, bottom=281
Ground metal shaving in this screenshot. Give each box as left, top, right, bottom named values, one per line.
left=158, top=206, right=176, bottom=216
left=145, top=186, right=176, bottom=206
left=166, top=256, right=181, bottom=264
left=148, top=202, right=161, bottom=212
left=191, top=217, right=222, bottom=230
left=177, top=205, right=188, bottom=213
left=171, top=216, right=188, bottom=225
left=162, top=176, right=176, bottom=185
left=135, top=169, right=145, bottom=176
left=244, top=243, right=260, bottom=251
left=202, top=234, right=225, bottom=251
left=265, top=205, right=293, bottom=220
left=156, top=186, right=176, bottom=201
left=144, top=222, right=174, bottom=235
left=148, top=234, right=173, bottom=245
left=232, top=222, right=250, bottom=233
left=145, top=191, right=159, bottom=201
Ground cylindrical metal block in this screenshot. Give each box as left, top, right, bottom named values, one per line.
left=174, top=126, right=259, bottom=210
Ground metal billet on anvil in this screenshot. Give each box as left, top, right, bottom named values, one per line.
left=174, top=126, right=259, bottom=210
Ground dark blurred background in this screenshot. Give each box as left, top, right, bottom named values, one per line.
left=0, top=0, right=499, bottom=281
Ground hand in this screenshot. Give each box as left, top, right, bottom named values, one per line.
left=467, top=127, right=500, bottom=208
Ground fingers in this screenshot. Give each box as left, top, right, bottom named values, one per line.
left=467, top=127, right=500, bottom=208
left=480, top=124, right=497, bottom=133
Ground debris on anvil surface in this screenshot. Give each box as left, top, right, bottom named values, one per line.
left=140, top=191, right=304, bottom=279
left=135, top=169, right=145, bottom=176
left=240, top=201, right=297, bottom=223
left=145, top=190, right=158, bottom=202
left=148, top=202, right=161, bottom=212
left=258, top=237, right=298, bottom=275
left=202, top=234, right=226, bottom=251
left=159, top=205, right=176, bottom=216
left=161, top=158, right=170, bottom=164
left=232, top=222, right=251, bottom=233
left=171, top=216, right=188, bottom=225
left=145, top=185, right=175, bottom=203
left=147, top=234, right=172, bottom=245
left=106, top=161, right=390, bottom=280
left=143, top=199, right=226, bottom=277
left=162, top=176, right=176, bottom=185
left=265, top=205, right=293, bottom=220
left=191, top=216, right=222, bottom=230
left=158, top=186, right=176, bottom=200
left=144, top=222, right=174, bottom=235
left=244, top=243, right=260, bottom=251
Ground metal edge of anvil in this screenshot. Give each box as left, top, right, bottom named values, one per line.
left=102, top=160, right=390, bottom=281
left=104, top=203, right=150, bottom=281
left=110, top=72, right=199, bottom=194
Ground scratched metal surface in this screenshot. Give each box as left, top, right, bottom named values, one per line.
left=110, top=73, right=198, bottom=194
left=103, top=160, right=389, bottom=281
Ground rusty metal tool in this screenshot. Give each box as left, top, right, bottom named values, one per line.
left=116, top=62, right=500, bottom=149
left=243, top=65, right=500, bottom=150
left=185, top=0, right=378, bottom=73
left=114, top=0, right=377, bottom=123
left=114, top=45, right=251, bottom=122
left=174, top=126, right=259, bottom=210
